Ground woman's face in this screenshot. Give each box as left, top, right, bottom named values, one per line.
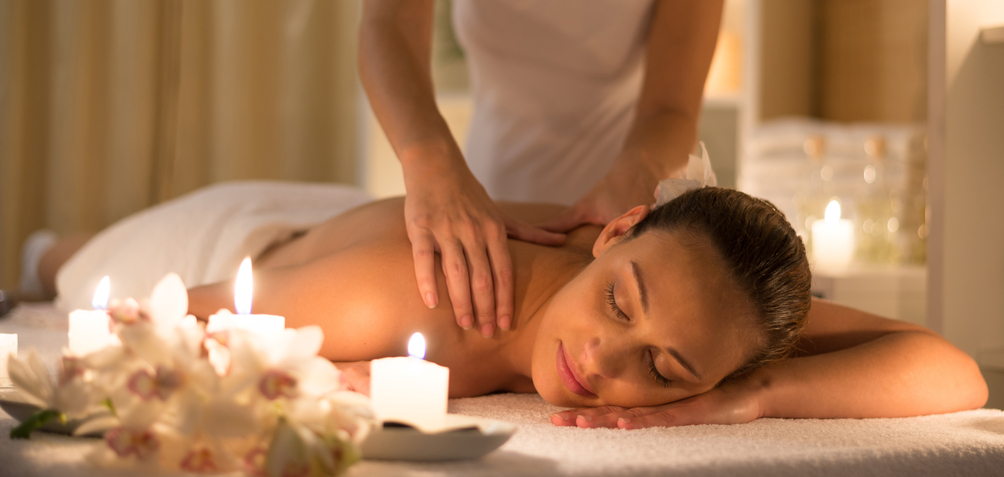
left=531, top=215, right=759, bottom=408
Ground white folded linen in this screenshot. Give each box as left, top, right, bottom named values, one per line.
left=55, top=181, right=372, bottom=311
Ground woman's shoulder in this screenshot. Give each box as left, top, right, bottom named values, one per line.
left=496, top=201, right=567, bottom=225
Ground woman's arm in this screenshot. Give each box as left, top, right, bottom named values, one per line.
left=554, top=299, right=988, bottom=429
left=359, top=0, right=564, bottom=338
left=542, top=0, right=724, bottom=231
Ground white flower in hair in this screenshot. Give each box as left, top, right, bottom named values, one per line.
left=653, top=142, right=718, bottom=207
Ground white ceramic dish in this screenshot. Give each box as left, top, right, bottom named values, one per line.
left=361, top=414, right=516, bottom=461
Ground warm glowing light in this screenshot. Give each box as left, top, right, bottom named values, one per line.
left=92, top=276, right=110, bottom=310
left=824, top=200, right=842, bottom=223
left=235, top=257, right=253, bottom=315
left=408, top=332, right=426, bottom=360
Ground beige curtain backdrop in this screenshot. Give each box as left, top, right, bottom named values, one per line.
left=0, top=0, right=362, bottom=289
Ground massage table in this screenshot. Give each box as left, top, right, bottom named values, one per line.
left=3, top=303, right=1003, bottom=477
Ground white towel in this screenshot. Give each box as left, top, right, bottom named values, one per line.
left=55, top=181, right=372, bottom=311
left=3, top=304, right=1004, bottom=477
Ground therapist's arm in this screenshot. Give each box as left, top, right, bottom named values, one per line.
left=542, top=0, right=724, bottom=232
left=552, top=299, right=988, bottom=429
left=359, top=0, right=564, bottom=337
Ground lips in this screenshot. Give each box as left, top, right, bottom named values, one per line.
left=556, top=342, right=596, bottom=398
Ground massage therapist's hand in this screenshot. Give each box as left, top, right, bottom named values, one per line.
left=406, top=165, right=565, bottom=337
left=541, top=158, right=661, bottom=234
left=550, top=380, right=763, bottom=429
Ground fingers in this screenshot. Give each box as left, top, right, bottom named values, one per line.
left=410, top=230, right=440, bottom=309
left=550, top=405, right=625, bottom=427
left=538, top=208, right=587, bottom=234
left=486, top=232, right=514, bottom=332
left=507, top=219, right=567, bottom=245
left=550, top=405, right=670, bottom=429
left=461, top=234, right=497, bottom=338
left=439, top=240, right=474, bottom=331
left=614, top=409, right=692, bottom=430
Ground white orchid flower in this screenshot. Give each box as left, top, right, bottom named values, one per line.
left=7, top=349, right=100, bottom=420
left=226, top=325, right=344, bottom=405
left=86, top=400, right=165, bottom=470
left=653, top=142, right=718, bottom=207
left=11, top=272, right=371, bottom=476
left=264, top=417, right=360, bottom=477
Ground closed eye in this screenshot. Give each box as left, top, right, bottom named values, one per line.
left=604, top=281, right=630, bottom=321
left=648, top=350, right=672, bottom=388
left=605, top=281, right=671, bottom=387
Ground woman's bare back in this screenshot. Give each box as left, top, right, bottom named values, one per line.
left=187, top=197, right=595, bottom=397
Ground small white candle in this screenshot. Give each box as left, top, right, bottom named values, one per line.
left=0, top=333, right=17, bottom=387
left=370, top=332, right=450, bottom=432
left=68, top=276, right=115, bottom=356
left=812, top=200, right=856, bottom=270
left=207, top=257, right=285, bottom=337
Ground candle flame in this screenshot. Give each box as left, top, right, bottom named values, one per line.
left=408, top=332, right=426, bottom=360
left=824, top=200, right=842, bottom=223
left=235, top=257, right=253, bottom=315
left=92, top=276, right=110, bottom=310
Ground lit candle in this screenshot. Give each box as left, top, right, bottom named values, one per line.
left=811, top=200, right=855, bottom=270
left=206, top=257, right=285, bottom=337
left=0, top=333, right=16, bottom=387
left=370, top=332, right=450, bottom=432
left=68, top=276, right=115, bottom=356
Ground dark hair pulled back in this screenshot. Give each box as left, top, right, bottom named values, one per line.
left=628, top=187, right=812, bottom=381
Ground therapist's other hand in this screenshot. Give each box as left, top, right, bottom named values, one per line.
left=406, top=168, right=565, bottom=337
left=540, top=161, right=658, bottom=233
left=549, top=381, right=763, bottom=429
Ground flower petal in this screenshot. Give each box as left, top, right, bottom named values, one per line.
left=149, top=273, right=188, bottom=329
left=7, top=351, right=50, bottom=408
left=278, top=326, right=324, bottom=366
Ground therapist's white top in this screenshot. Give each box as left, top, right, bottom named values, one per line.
left=453, top=0, right=656, bottom=205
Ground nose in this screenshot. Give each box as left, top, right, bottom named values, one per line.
left=582, top=335, right=628, bottom=380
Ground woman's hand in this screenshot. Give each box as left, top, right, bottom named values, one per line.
left=549, top=380, right=763, bottom=430
left=334, top=361, right=372, bottom=396
left=406, top=166, right=565, bottom=337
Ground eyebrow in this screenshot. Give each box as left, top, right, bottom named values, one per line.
left=630, top=260, right=702, bottom=381
left=630, top=260, right=649, bottom=314
left=666, top=347, right=702, bottom=381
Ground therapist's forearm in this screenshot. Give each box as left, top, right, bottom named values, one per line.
left=358, top=1, right=466, bottom=177
left=617, top=108, right=698, bottom=181
left=618, top=0, right=722, bottom=182
left=749, top=330, right=988, bottom=419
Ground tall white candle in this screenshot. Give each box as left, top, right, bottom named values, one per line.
left=206, top=257, right=285, bottom=337
left=0, top=333, right=16, bottom=387
left=812, top=200, right=855, bottom=270
left=206, top=258, right=285, bottom=375
left=68, top=276, right=115, bottom=356
left=370, top=333, right=450, bottom=432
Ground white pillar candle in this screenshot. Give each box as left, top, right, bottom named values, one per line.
left=370, top=333, right=450, bottom=432
left=812, top=200, right=856, bottom=270
left=206, top=309, right=285, bottom=337
left=0, top=333, right=17, bottom=387
left=206, top=257, right=285, bottom=337
left=68, top=276, right=115, bottom=356
left=205, top=258, right=284, bottom=375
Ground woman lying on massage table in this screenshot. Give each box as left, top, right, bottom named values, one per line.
left=45, top=186, right=988, bottom=430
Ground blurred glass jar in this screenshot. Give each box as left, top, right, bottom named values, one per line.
left=896, top=135, right=928, bottom=265
left=795, top=136, right=836, bottom=257
left=855, top=137, right=898, bottom=264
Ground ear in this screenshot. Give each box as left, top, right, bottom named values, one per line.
left=592, top=205, right=651, bottom=258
